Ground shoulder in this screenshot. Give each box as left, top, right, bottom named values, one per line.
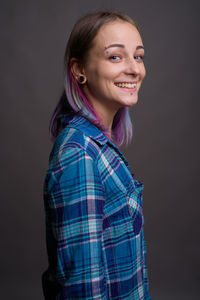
left=47, top=115, right=132, bottom=187
left=50, top=115, right=112, bottom=163
left=51, top=125, right=102, bottom=164
left=45, top=127, right=100, bottom=192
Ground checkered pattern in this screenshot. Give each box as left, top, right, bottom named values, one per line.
left=43, top=115, right=151, bottom=299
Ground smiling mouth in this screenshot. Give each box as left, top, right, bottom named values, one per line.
left=115, top=82, right=137, bottom=89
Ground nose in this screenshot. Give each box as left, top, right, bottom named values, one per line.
left=125, top=57, right=140, bottom=76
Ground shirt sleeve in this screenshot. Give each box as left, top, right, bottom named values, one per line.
left=46, top=146, right=106, bottom=299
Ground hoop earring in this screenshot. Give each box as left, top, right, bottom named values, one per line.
left=78, top=75, right=86, bottom=84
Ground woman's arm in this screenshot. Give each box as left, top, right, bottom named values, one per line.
left=46, top=146, right=106, bottom=299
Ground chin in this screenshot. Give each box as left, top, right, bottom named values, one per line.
left=121, top=97, right=139, bottom=107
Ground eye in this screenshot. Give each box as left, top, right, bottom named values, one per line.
left=134, top=55, right=144, bottom=61
left=109, top=55, right=121, bottom=61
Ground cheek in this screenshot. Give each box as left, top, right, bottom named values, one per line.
left=88, top=69, right=114, bottom=86
left=141, top=65, right=146, bottom=79
left=85, top=61, right=121, bottom=91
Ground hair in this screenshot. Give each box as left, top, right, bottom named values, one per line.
left=50, top=11, right=140, bottom=146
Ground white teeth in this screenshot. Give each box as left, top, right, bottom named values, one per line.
left=115, top=83, right=136, bottom=88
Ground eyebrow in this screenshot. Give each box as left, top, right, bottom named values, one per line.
left=104, top=43, right=145, bottom=51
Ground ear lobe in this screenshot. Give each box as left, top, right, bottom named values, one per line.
left=70, top=58, right=86, bottom=81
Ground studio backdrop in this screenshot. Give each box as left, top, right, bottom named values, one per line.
left=1, top=0, right=199, bottom=299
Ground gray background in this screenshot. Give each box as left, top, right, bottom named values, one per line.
left=1, top=0, right=200, bottom=299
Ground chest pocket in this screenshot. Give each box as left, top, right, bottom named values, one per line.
left=103, top=177, right=144, bottom=236
left=126, top=179, right=144, bottom=235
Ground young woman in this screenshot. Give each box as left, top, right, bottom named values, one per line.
left=42, top=11, right=151, bottom=300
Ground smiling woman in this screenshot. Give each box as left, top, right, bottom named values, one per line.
left=75, top=20, right=146, bottom=131
left=42, top=11, right=151, bottom=300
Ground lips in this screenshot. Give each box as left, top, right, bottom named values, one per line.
left=114, top=82, right=137, bottom=89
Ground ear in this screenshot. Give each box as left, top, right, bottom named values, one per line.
left=70, top=58, right=86, bottom=83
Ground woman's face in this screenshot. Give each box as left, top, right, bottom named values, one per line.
left=82, top=20, right=146, bottom=115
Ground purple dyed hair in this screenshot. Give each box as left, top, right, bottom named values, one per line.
left=50, top=11, right=140, bottom=146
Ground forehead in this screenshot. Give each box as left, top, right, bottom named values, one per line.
left=92, top=20, right=143, bottom=49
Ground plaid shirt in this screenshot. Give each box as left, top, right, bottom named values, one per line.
left=43, top=114, right=151, bottom=299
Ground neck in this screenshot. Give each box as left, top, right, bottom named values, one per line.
left=82, top=86, right=120, bottom=138
left=91, top=101, right=117, bottom=136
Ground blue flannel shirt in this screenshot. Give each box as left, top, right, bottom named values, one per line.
left=43, top=114, right=151, bottom=299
